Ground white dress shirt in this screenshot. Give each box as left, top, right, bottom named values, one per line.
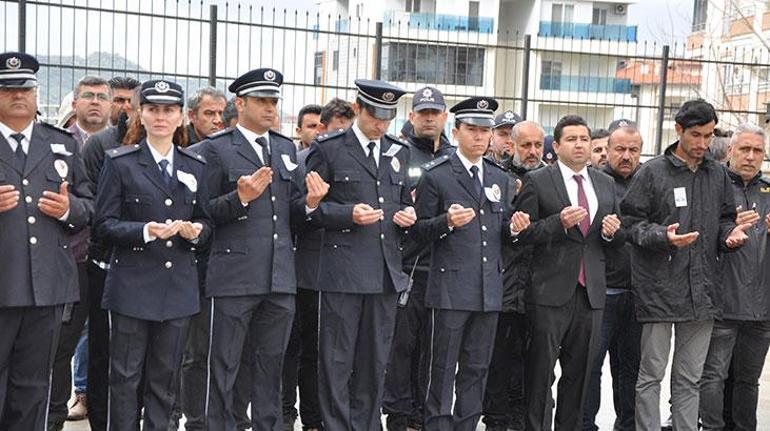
left=143, top=142, right=176, bottom=243
left=455, top=150, right=484, bottom=185
left=0, top=120, right=33, bottom=154
left=352, top=121, right=380, bottom=167
left=237, top=124, right=270, bottom=164
left=556, top=160, right=598, bottom=224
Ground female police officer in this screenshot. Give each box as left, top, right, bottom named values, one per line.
left=94, top=79, right=211, bottom=430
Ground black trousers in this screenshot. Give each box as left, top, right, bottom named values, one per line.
left=318, top=291, right=399, bottom=431
left=108, top=312, right=190, bottom=431
left=0, top=305, right=63, bottom=431
left=179, top=296, right=212, bottom=430
left=281, top=287, right=322, bottom=429
left=232, top=321, right=255, bottom=430
left=48, top=262, right=90, bottom=426
left=206, top=294, right=295, bottom=431
left=382, top=271, right=430, bottom=429
left=526, top=287, right=602, bottom=431
left=423, top=309, right=498, bottom=431
left=482, top=311, right=528, bottom=429
left=88, top=262, right=110, bottom=431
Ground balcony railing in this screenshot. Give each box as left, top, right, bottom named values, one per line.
left=383, top=10, right=494, bottom=34
left=540, top=75, right=633, bottom=93
left=538, top=21, right=638, bottom=42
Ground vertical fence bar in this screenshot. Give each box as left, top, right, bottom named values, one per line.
left=18, top=0, right=26, bottom=52
left=374, top=21, right=383, bottom=80
left=520, top=34, right=531, bottom=120
left=654, top=44, right=670, bottom=155
left=208, top=4, right=218, bottom=87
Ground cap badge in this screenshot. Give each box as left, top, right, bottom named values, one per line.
left=383, top=92, right=395, bottom=102
left=422, top=88, right=433, bottom=98
left=477, top=99, right=489, bottom=109
left=618, top=120, right=629, bottom=127
left=6, top=57, right=21, bottom=69
left=264, top=70, right=276, bottom=81
left=504, top=111, right=514, bottom=119
left=154, top=81, right=170, bottom=93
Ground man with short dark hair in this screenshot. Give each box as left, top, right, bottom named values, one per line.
left=621, top=99, right=749, bottom=431
left=583, top=120, right=643, bottom=431
left=223, top=97, right=239, bottom=128
left=699, top=124, right=770, bottom=431
left=515, top=114, right=625, bottom=431
left=106, top=76, right=141, bottom=126
left=382, top=86, right=453, bottom=431
left=186, top=87, right=227, bottom=145
left=295, top=104, right=323, bottom=149
left=590, top=128, right=610, bottom=168
left=47, top=75, right=112, bottom=430
left=319, top=97, right=356, bottom=132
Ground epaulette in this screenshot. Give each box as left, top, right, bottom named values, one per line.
left=107, top=144, right=142, bottom=158
left=179, top=146, right=206, bottom=164
left=384, top=133, right=408, bottom=146
left=421, top=154, right=450, bottom=171
left=207, top=127, right=234, bottom=140
left=483, top=156, right=507, bottom=172
left=316, top=129, right=346, bottom=142
left=39, top=121, right=73, bottom=136
left=268, top=128, right=294, bottom=143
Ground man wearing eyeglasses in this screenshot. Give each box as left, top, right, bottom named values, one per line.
left=47, top=75, right=111, bottom=431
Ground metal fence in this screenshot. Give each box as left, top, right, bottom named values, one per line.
left=2, top=0, right=770, bottom=156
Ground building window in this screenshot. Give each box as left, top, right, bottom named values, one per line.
left=314, top=52, right=324, bottom=85
left=592, top=7, right=607, bottom=25
left=692, top=0, right=708, bottom=31
left=405, top=0, right=421, bottom=13
left=382, top=42, right=485, bottom=86
left=551, top=3, right=574, bottom=23
left=332, top=50, right=339, bottom=71
left=541, top=60, right=562, bottom=90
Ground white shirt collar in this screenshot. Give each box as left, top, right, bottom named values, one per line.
left=236, top=124, right=270, bottom=163
left=0, top=120, right=34, bottom=152
left=557, top=160, right=590, bottom=184
left=352, top=121, right=380, bottom=153
left=456, top=149, right=484, bottom=179
left=146, top=140, right=175, bottom=175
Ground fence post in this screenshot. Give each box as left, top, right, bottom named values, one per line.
left=208, top=4, right=218, bottom=87
left=520, top=34, right=531, bottom=120
left=374, top=22, right=383, bottom=80
left=18, top=0, right=27, bottom=52
left=654, top=44, right=670, bottom=155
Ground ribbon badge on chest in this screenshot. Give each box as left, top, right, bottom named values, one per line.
left=177, top=170, right=198, bottom=193
left=484, top=183, right=501, bottom=202
left=54, top=159, right=69, bottom=179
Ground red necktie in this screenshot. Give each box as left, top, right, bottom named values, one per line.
left=574, top=174, right=590, bottom=286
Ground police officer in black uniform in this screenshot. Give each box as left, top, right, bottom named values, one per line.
left=383, top=86, right=454, bottom=431
left=94, top=79, right=211, bottom=430
left=305, top=79, right=414, bottom=430
left=196, top=68, right=314, bottom=430
left=0, top=51, right=93, bottom=431
left=410, top=97, right=530, bottom=431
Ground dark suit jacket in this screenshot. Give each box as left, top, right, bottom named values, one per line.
left=196, top=127, right=305, bottom=297
left=0, top=122, right=93, bottom=307
left=514, top=163, right=625, bottom=309
left=410, top=153, right=514, bottom=312
left=305, top=128, right=411, bottom=294
left=293, top=147, right=324, bottom=291
left=94, top=140, right=212, bottom=321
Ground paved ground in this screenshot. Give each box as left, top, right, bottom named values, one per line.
left=64, top=352, right=770, bottom=430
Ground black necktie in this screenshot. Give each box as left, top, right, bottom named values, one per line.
left=158, top=159, right=173, bottom=188
left=470, top=165, right=482, bottom=198
left=11, top=133, right=26, bottom=170
left=257, top=136, right=271, bottom=167
left=367, top=141, right=378, bottom=174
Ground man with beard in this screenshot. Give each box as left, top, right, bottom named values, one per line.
left=186, top=87, right=227, bottom=145
left=482, top=117, right=545, bottom=431
left=583, top=120, right=643, bottom=431
left=589, top=129, right=609, bottom=168
left=382, top=86, right=454, bottom=431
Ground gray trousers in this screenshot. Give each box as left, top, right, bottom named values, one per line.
left=635, top=320, right=713, bottom=431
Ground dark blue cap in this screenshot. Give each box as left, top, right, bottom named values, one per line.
left=493, top=110, right=522, bottom=129
left=412, top=86, right=446, bottom=112
left=354, top=79, right=406, bottom=120
left=229, top=68, right=283, bottom=98
left=140, top=80, right=184, bottom=106
left=0, top=52, right=39, bottom=88
left=543, top=135, right=557, bottom=162
left=450, top=97, right=498, bottom=127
